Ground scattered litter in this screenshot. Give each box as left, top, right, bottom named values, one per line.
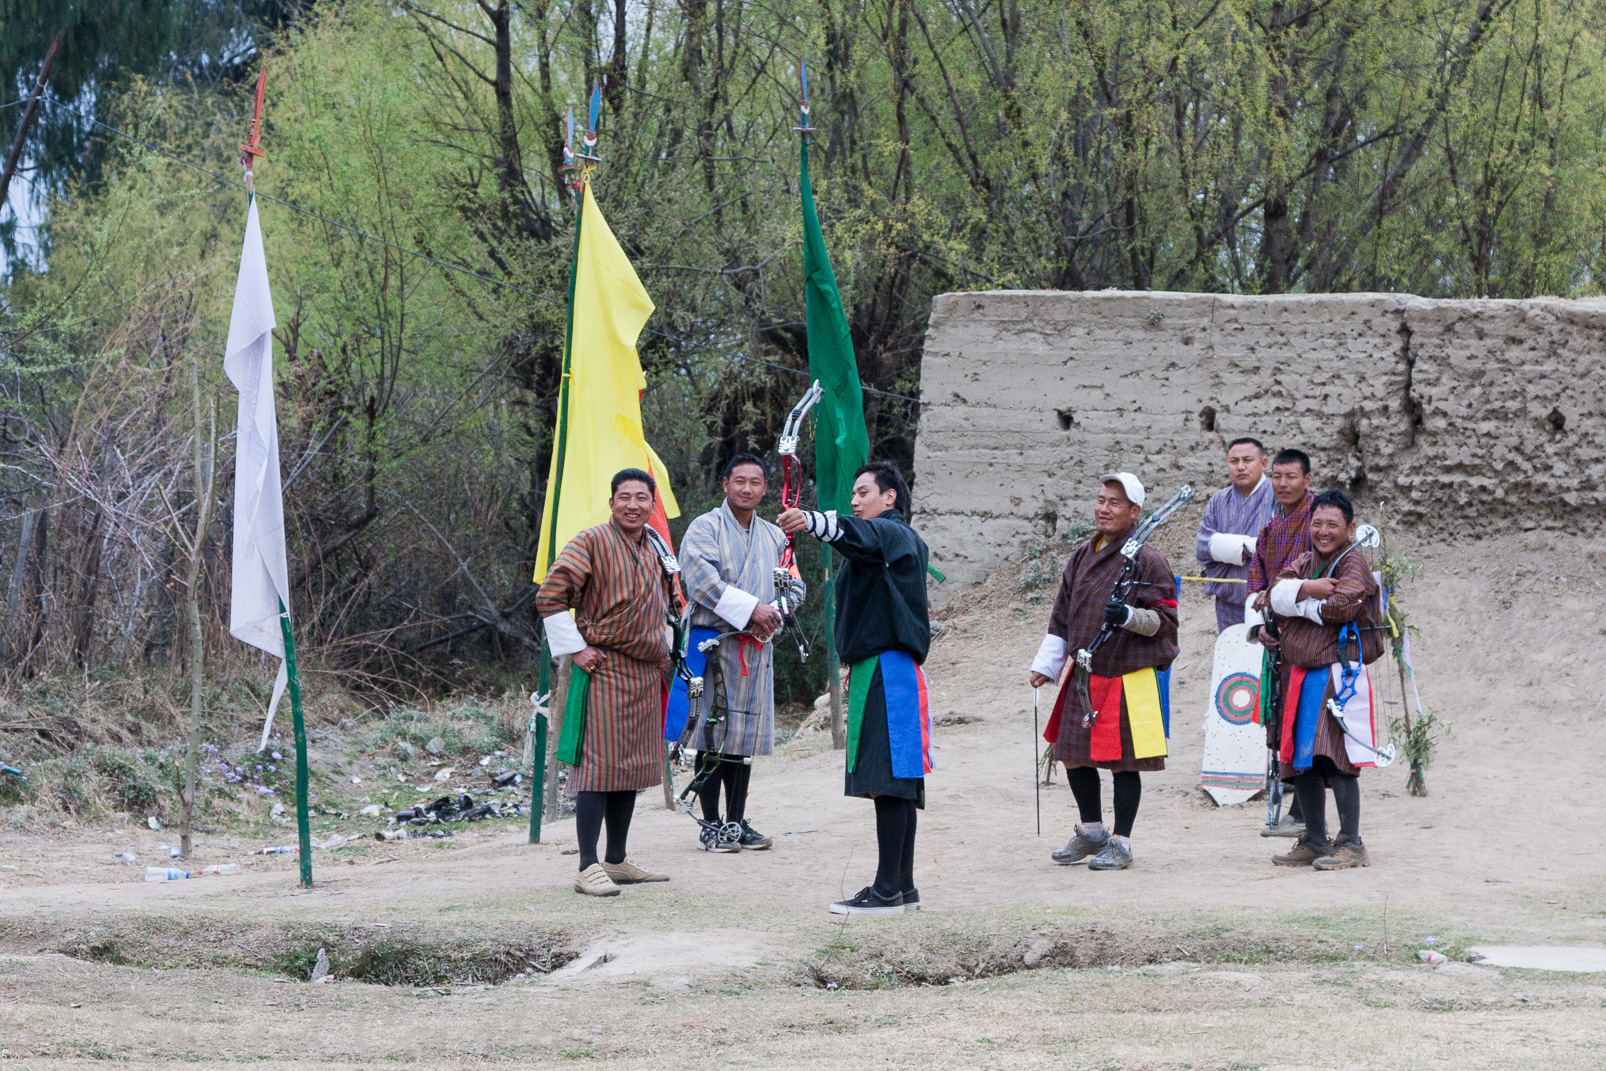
left=359, top=804, right=384, bottom=817
left=425, top=737, right=445, bottom=755
left=350, top=776, right=362, bottom=785
left=0, top=764, right=25, bottom=778
left=433, top=767, right=455, bottom=782
left=393, top=794, right=520, bottom=826
left=1417, top=950, right=1447, bottom=965
left=369, top=856, right=398, bottom=865
left=195, top=864, right=239, bottom=876
left=396, top=741, right=416, bottom=760
left=70, top=1002, right=82, bottom=1008
left=310, top=947, right=330, bottom=983
left=317, top=834, right=357, bottom=850
left=491, top=770, right=521, bottom=787
left=255, top=845, right=298, bottom=855
left=782, top=830, right=825, bottom=836
left=146, top=816, right=162, bottom=831
left=167, top=846, right=182, bottom=859
left=479, top=756, right=492, bottom=767
left=146, top=867, right=192, bottom=882
left=113, top=852, right=139, bottom=867
left=560, top=848, right=579, bottom=856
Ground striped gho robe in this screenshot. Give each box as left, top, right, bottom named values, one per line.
left=537, top=519, right=674, bottom=792
left=1247, top=493, right=1314, bottom=598
left=677, top=502, right=804, bottom=757
left=1266, top=548, right=1385, bottom=778
left=1030, top=532, right=1179, bottom=772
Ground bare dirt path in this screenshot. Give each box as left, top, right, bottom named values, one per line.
left=1, top=530, right=1603, bottom=1068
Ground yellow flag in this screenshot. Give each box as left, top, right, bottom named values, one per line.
left=534, top=177, right=680, bottom=581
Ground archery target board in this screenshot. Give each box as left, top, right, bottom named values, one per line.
left=1199, top=623, right=1268, bottom=806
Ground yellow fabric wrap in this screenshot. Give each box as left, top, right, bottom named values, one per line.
left=1123, top=667, right=1168, bottom=759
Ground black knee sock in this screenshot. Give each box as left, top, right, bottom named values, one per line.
left=575, top=791, right=606, bottom=870
left=724, top=760, right=751, bottom=825
left=899, top=799, right=918, bottom=894
left=1287, top=792, right=1305, bottom=822
left=1111, top=771, right=1142, bottom=838
left=1329, top=774, right=1361, bottom=842
left=872, top=796, right=909, bottom=897
left=1292, top=773, right=1328, bottom=843
left=602, top=789, right=636, bottom=865
left=1066, top=766, right=1102, bottom=825
left=696, top=753, right=723, bottom=823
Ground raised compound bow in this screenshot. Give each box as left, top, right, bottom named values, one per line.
left=773, top=380, right=823, bottom=662
left=1074, top=485, right=1196, bottom=728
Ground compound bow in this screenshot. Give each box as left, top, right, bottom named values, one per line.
left=773, top=380, right=823, bottom=662
left=1073, top=485, right=1196, bottom=728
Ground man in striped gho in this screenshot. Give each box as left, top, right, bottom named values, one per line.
left=1194, top=437, right=1275, bottom=633
left=538, top=468, right=678, bottom=897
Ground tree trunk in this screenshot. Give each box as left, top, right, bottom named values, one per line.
left=180, top=368, right=217, bottom=860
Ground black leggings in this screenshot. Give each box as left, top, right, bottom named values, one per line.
left=1065, top=766, right=1143, bottom=838
left=1290, top=764, right=1360, bottom=844
left=574, top=789, right=637, bottom=870
left=872, top=796, right=918, bottom=897
left=696, top=753, right=753, bottom=824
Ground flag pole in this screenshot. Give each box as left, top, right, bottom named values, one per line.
left=278, top=600, right=313, bottom=886
left=529, top=101, right=593, bottom=843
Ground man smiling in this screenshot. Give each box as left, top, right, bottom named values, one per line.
left=675, top=454, right=804, bottom=853
left=538, top=468, right=678, bottom=897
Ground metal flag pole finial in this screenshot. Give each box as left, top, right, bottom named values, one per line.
left=793, top=60, right=815, bottom=137
left=239, top=66, right=267, bottom=192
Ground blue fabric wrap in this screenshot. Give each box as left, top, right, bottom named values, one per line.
left=1292, top=666, right=1328, bottom=770
left=1157, top=667, right=1171, bottom=738
left=879, top=650, right=929, bottom=780
left=664, top=625, right=720, bottom=742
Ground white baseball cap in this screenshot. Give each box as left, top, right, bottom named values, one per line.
left=1098, top=472, right=1146, bottom=508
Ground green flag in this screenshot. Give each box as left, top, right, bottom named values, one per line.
left=800, top=139, right=869, bottom=514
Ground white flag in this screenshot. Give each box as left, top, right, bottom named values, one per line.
left=224, top=197, right=292, bottom=749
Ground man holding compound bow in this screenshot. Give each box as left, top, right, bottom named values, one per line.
left=779, top=462, right=933, bottom=917
left=1029, top=473, right=1180, bottom=872
left=538, top=468, right=678, bottom=897
left=1250, top=488, right=1384, bottom=870
left=675, top=454, right=805, bottom=853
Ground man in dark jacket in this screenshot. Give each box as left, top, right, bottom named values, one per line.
left=779, top=461, right=932, bottom=916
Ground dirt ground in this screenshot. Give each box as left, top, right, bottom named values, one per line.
left=1, top=527, right=1604, bottom=1069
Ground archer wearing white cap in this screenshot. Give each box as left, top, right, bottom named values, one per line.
left=1027, top=472, right=1179, bottom=871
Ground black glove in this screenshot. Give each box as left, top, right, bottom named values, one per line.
left=1103, top=599, right=1131, bottom=627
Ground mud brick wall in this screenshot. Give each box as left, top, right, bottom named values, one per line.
left=912, top=290, right=1606, bottom=586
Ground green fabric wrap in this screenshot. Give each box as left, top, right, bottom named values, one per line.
left=845, top=654, right=880, bottom=774
left=555, top=664, right=591, bottom=767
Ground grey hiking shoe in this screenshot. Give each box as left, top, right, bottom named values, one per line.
left=1260, top=812, right=1306, bottom=838
left=1088, top=838, right=1134, bottom=871
left=1052, top=824, right=1110, bottom=865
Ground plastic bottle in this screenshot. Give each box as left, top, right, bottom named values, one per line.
left=195, top=864, right=239, bottom=876
left=113, top=852, right=139, bottom=866
left=1417, top=950, right=1447, bottom=965
left=145, top=867, right=193, bottom=882
left=376, top=829, right=411, bottom=841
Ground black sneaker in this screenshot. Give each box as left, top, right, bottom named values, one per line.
left=901, top=888, right=922, bottom=913
left=735, top=820, right=773, bottom=850
left=829, top=886, right=904, bottom=916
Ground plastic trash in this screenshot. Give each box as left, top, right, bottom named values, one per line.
left=145, top=867, right=192, bottom=882
left=168, top=846, right=182, bottom=859
left=310, top=947, right=330, bottom=982
left=1418, top=950, right=1447, bottom=965
left=433, top=767, right=454, bottom=782
left=255, top=845, right=298, bottom=855
left=147, top=816, right=162, bottom=830
left=491, top=770, right=520, bottom=788
left=113, top=852, right=139, bottom=866
left=376, top=829, right=412, bottom=841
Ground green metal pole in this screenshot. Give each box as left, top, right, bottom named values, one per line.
left=277, top=600, right=312, bottom=888
left=528, top=642, right=549, bottom=843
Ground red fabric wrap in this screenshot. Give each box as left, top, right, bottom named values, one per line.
left=1279, top=664, right=1308, bottom=765
left=1086, top=674, right=1125, bottom=761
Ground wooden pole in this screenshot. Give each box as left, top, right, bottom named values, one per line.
left=824, top=551, right=845, bottom=749
left=544, top=655, right=571, bottom=824
left=278, top=602, right=313, bottom=888
left=527, top=641, right=549, bottom=842
left=179, top=374, right=216, bottom=859
left=0, top=38, right=59, bottom=214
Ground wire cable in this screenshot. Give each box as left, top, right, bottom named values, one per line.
left=38, top=97, right=920, bottom=405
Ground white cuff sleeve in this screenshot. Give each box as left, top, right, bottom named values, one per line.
left=803, top=509, right=840, bottom=541
left=542, top=611, right=587, bottom=657
left=1242, top=601, right=1264, bottom=629
left=1294, top=598, right=1327, bottom=624
left=1208, top=533, right=1256, bottom=564
left=713, top=585, right=760, bottom=630
left=1031, top=634, right=1067, bottom=680
left=1269, top=578, right=1306, bottom=617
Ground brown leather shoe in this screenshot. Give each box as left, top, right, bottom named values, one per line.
left=574, top=863, right=620, bottom=896
left=1272, top=835, right=1332, bottom=867
left=602, top=858, right=669, bottom=884
left=1313, top=836, right=1370, bottom=870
